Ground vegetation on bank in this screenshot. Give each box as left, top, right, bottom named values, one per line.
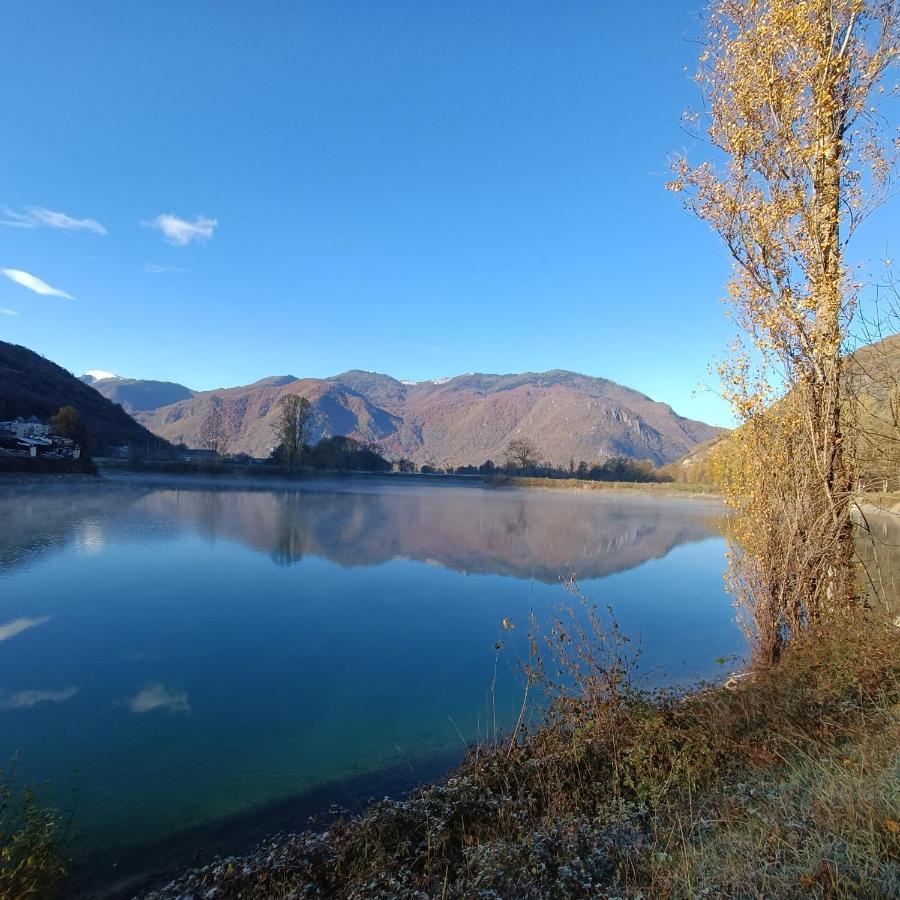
left=447, top=454, right=672, bottom=483
left=0, top=762, right=68, bottom=898
left=490, top=475, right=717, bottom=495
left=276, top=435, right=393, bottom=473
left=104, top=459, right=398, bottom=481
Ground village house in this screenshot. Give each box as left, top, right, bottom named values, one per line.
left=0, top=415, right=52, bottom=438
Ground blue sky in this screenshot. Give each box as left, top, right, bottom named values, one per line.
left=0, top=2, right=894, bottom=427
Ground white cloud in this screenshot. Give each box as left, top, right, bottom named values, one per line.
left=1, top=268, right=74, bottom=300
left=126, top=682, right=190, bottom=714
left=1, top=206, right=106, bottom=235
left=0, top=217, right=31, bottom=229
left=0, top=616, right=51, bottom=642
left=1, top=308, right=17, bottom=316
left=0, top=686, right=78, bottom=711
left=144, top=263, right=188, bottom=274
left=144, top=213, right=217, bottom=246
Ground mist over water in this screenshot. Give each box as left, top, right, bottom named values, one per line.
left=0, top=477, right=740, bottom=863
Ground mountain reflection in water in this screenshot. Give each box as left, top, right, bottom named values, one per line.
left=1, top=478, right=724, bottom=582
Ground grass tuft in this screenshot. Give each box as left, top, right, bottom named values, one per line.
left=0, top=761, right=68, bottom=899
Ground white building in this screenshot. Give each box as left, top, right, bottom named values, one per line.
left=0, top=416, right=52, bottom=438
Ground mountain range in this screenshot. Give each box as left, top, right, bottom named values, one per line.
left=81, top=370, right=193, bottom=412
left=83, top=368, right=725, bottom=467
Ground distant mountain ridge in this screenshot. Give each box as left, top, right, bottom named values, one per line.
left=79, top=372, right=194, bottom=413
left=91, top=366, right=726, bottom=466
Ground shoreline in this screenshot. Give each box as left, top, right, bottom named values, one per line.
left=70, top=748, right=462, bottom=900
left=0, top=463, right=721, bottom=502
left=122, top=617, right=899, bottom=900
left=0, top=471, right=104, bottom=485
left=491, top=474, right=720, bottom=500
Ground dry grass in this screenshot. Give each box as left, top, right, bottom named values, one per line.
left=641, top=723, right=900, bottom=898
left=491, top=475, right=719, bottom=497
left=0, top=762, right=68, bottom=899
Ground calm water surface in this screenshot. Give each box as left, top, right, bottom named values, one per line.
left=0, top=476, right=740, bottom=870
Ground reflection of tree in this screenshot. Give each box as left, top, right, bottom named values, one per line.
left=197, top=488, right=224, bottom=536
left=502, top=504, right=529, bottom=538
left=271, top=492, right=313, bottom=566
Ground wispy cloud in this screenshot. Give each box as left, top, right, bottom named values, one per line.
left=126, top=682, right=190, bottom=714
left=0, top=616, right=51, bottom=642
left=1, top=206, right=107, bottom=235
left=1, top=308, right=17, bottom=316
left=144, top=213, right=217, bottom=246
left=0, top=686, right=78, bottom=711
left=144, top=263, right=188, bottom=274
left=1, top=269, right=74, bottom=300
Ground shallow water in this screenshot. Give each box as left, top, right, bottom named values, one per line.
left=0, top=476, right=740, bottom=868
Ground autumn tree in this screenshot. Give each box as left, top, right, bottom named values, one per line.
left=49, top=405, right=85, bottom=444
left=200, top=399, right=227, bottom=456
left=275, top=394, right=314, bottom=468
left=506, top=436, right=540, bottom=471
left=670, top=0, right=898, bottom=662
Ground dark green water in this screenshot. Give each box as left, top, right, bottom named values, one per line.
left=0, top=476, right=740, bottom=873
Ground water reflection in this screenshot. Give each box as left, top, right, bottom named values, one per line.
left=0, top=615, right=52, bottom=641
left=0, top=484, right=152, bottom=575
left=0, top=477, right=735, bottom=871
left=853, top=502, right=900, bottom=614
left=126, top=683, right=191, bottom=715
left=0, top=685, right=79, bottom=710
left=0, top=479, right=723, bottom=583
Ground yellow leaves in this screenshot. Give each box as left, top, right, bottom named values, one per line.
left=674, top=0, right=892, bottom=419
left=883, top=818, right=900, bottom=834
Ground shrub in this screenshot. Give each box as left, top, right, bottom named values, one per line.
left=0, top=762, right=67, bottom=898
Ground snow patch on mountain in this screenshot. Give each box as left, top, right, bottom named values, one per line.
left=82, top=370, right=118, bottom=383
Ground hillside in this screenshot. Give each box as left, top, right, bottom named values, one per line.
left=131, top=368, right=725, bottom=466
left=0, top=341, right=170, bottom=454
left=658, top=434, right=728, bottom=484
left=80, top=372, right=193, bottom=413
left=656, top=333, right=900, bottom=486
left=841, top=333, right=900, bottom=484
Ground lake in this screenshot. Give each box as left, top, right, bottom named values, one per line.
left=0, top=476, right=740, bottom=883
